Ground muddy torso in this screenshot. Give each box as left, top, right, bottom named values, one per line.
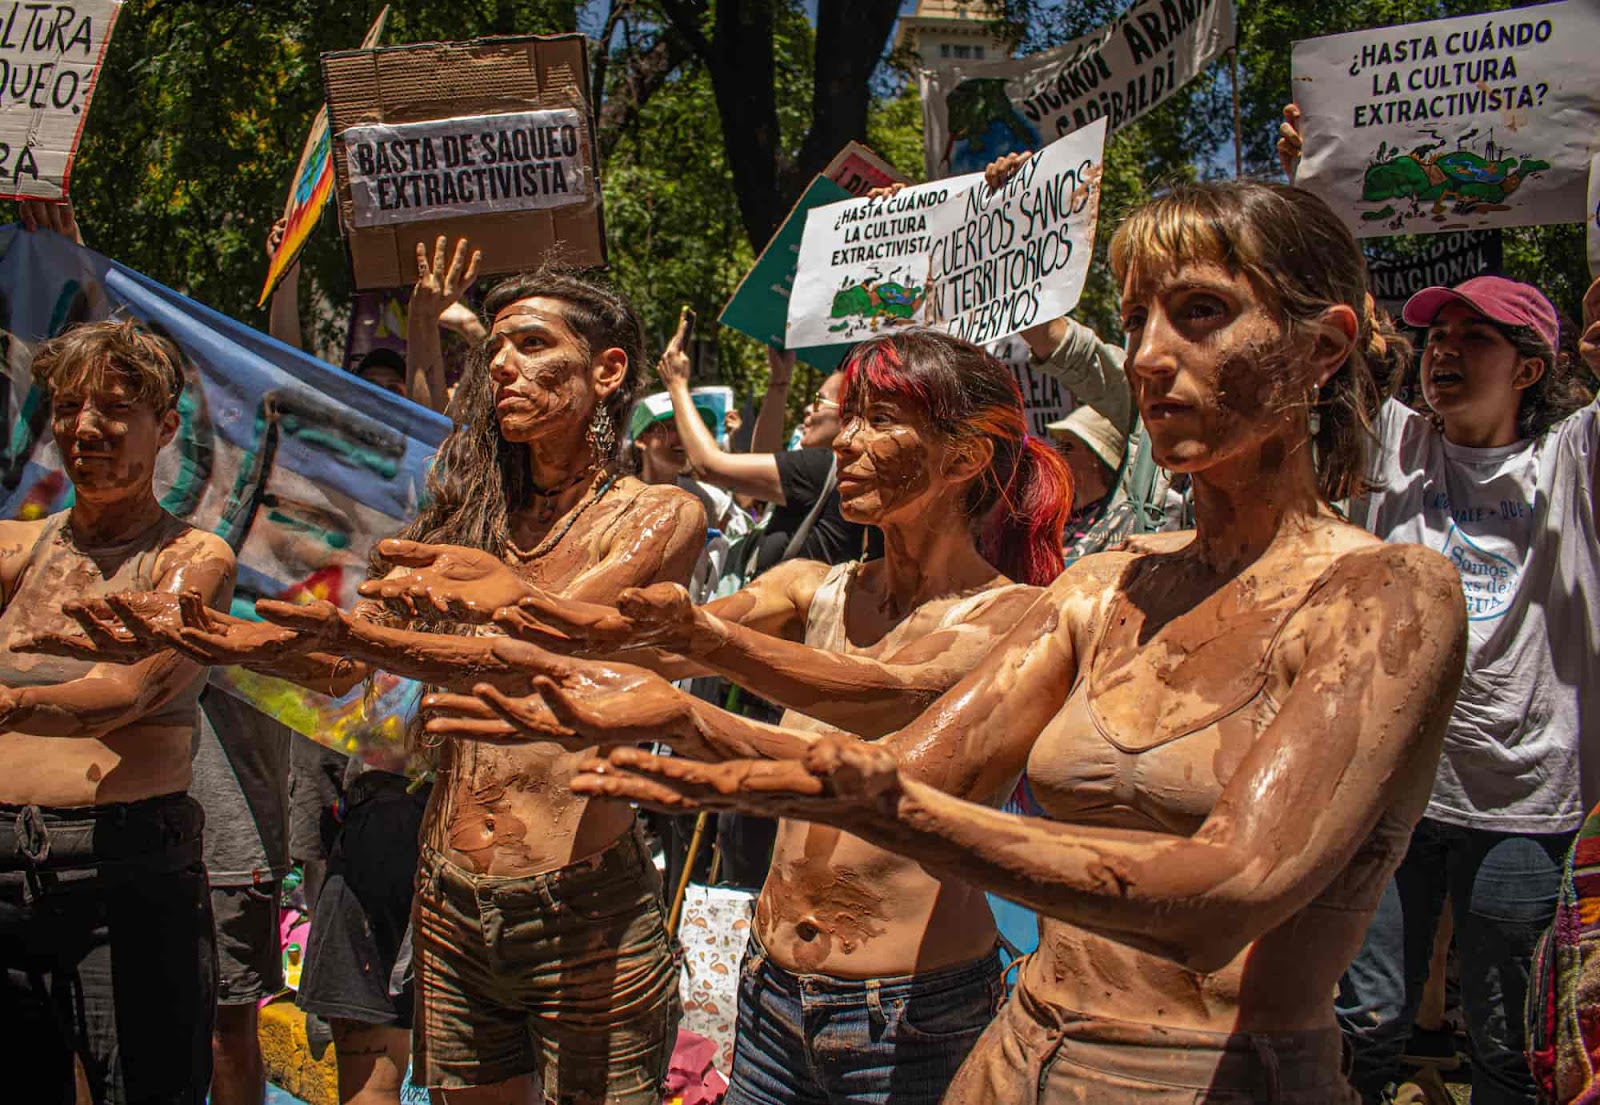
left=426, top=477, right=696, bottom=877
left=1022, top=538, right=1412, bottom=1032
left=0, top=510, right=207, bottom=807
left=759, top=562, right=1027, bottom=978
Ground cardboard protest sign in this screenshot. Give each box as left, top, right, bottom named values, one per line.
left=0, top=0, right=122, bottom=201
left=924, top=118, right=1106, bottom=346
left=919, top=0, right=1234, bottom=179
left=1291, top=0, right=1600, bottom=238
left=823, top=141, right=906, bottom=197
left=718, top=175, right=854, bottom=371
left=259, top=6, right=389, bottom=307
left=323, top=34, right=603, bottom=290
left=786, top=172, right=983, bottom=349
left=1366, top=229, right=1502, bottom=311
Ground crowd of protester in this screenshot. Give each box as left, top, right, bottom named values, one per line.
left=0, top=99, right=1598, bottom=1105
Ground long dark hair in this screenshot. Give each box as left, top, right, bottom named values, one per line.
left=840, top=330, right=1072, bottom=587
left=374, top=268, right=645, bottom=571
left=1109, top=180, right=1391, bottom=503
left=1499, top=322, right=1591, bottom=439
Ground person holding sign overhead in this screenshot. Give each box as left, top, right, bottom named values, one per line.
left=1285, top=109, right=1600, bottom=1105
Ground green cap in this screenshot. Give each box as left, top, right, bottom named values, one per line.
left=627, top=391, right=721, bottom=442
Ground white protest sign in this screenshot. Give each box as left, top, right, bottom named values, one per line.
left=1589, top=152, right=1600, bottom=278
left=990, top=334, right=1071, bottom=436
left=0, top=1, right=122, bottom=201
left=342, top=108, right=592, bottom=229
left=1291, top=0, right=1600, bottom=238
left=920, top=0, right=1233, bottom=180
left=925, top=118, right=1106, bottom=347
left=785, top=172, right=982, bottom=349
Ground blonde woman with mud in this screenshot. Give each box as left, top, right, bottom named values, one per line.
left=487, top=181, right=1470, bottom=1103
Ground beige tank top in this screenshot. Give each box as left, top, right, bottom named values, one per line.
left=0, top=510, right=206, bottom=729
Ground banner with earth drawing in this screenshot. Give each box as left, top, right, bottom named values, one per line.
left=1290, top=0, right=1600, bottom=238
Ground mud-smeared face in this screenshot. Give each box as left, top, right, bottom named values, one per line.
left=50, top=371, right=175, bottom=502
left=832, top=393, right=951, bottom=524
left=486, top=296, right=606, bottom=445
left=1419, top=302, right=1532, bottom=431
left=1120, top=260, right=1306, bottom=476
left=799, top=372, right=844, bottom=448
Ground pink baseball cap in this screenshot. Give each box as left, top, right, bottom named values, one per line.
left=1402, top=276, right=1559, bottom=354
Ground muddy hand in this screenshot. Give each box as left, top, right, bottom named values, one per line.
left=13, top=596, right=142, bottom=661
left=362, top=539, right=529, bottom=622
left=492, top=589, right=643, bottom=653
left=174, top=595, right=324, bottom=665
left=524, top=661, right=694, bottom=746
left=420, top=691, right=526, bottom=742
left=571, top=747, right=834, bottom=817
left=613, top=583, right=699, bottom=652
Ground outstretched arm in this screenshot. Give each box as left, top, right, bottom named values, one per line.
left=580, top=547, right=1467, bottom=972
left=406, top=235, right=480, bottom=413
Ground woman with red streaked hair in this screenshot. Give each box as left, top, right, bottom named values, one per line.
left=411, top=327, right=1070, bottom=1104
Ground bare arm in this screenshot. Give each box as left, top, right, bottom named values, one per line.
left=657, top=315, right=786, bottom=501
left=264, top=219, right=303, bottom=350
left=748, top=348, right=795, bottom=455
left=0, top=532, right=237, bottom=738
left=406, top=236, right=481, bottom=413
left=582, top=546, right=1467, bottom=972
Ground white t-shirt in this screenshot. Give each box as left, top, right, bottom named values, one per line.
left=1350, top=398, right=1600, bottom=834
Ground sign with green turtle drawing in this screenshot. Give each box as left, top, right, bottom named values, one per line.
left=1290, top=0, right=1600, bottom=238
left=786, top=172, right=982, bottom=348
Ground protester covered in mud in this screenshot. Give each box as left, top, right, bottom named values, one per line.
left=415, top=325, right=1069, bottom=1103
left=503, top=181, right=1471, bottom=1103
left=33, top=269, right=705, bottom=1104
left=1283, top=107, right=1600, bottom=1104
left=0, top=319, right=237, bottom=1104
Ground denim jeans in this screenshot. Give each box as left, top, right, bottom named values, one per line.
left=723, top=930, right=1006, bottom=1105
left=1336, top=816, right=1573, bottom=1105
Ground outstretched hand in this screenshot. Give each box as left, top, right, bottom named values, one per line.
left=19, top=199, right=82, bottom=244
left=12, top=592, right=187, bottom=663
left=1277, top=104, right=1303, bottom=180
left=177, top=595, right=336, bottom=665
left=569, top=735, right=903, bottom=821
left=360, top=539, right=531, bottom=623
left=490, top=581, right=699, bottom=655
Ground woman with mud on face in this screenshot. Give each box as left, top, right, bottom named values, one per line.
left=1282, top=109, right=1600, bottom=1105
left=410, top=327, right=1071, bottom=1105
left=0, top=320, right=237, bottom=1104
left=525, top=181, right=1474, bottom=1104
left=27, top=269, right=707, bottom=1105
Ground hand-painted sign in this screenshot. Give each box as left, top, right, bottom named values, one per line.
left=919, top=0, right=1234, bottom=179
left=1291, top=0, right=1600, bottom=237
left=0, top=0, right=122, bottom=201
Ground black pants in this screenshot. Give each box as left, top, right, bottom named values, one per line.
left=0, top=794, right=215, bottom=1105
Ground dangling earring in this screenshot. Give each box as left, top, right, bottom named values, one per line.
left=1307, top=385, right=1322, bottom=437
left=586, top=407, right=617, bottom=463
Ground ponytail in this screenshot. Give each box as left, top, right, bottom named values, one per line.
left=980, top=434, right=1072, bottom=587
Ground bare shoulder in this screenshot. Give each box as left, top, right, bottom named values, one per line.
left=0, top=516, right=47, bottom=595
left=617, top=476, right=703, bottom=519
left=155, top=522, right=237, bottom=598
left=1319, top=541, right=1462, bottom=616
left=1298, top=542, right=1466, bottom=676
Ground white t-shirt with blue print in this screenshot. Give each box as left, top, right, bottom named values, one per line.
left=1351, top=397, right=1600, bottom=834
